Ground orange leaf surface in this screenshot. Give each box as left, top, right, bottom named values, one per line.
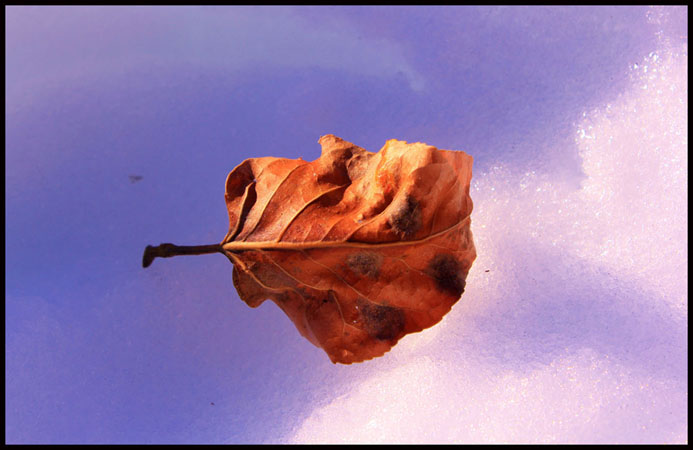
left=143, top=135, right=476, bottom=364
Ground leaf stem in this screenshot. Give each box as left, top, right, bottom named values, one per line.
left=142, top=243, right=223, bottom=268
left=142, top=218, right=470, bottom=268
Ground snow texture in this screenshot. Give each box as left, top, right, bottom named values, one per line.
left=290, top=39, right=688, bottom=445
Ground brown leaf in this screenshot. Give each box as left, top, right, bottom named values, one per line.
left=143, top=135, right=476, bottom=364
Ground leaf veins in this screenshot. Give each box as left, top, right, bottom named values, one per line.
left=143, top=134, right=476, bottom=364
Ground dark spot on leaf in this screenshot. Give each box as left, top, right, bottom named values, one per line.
left=389, top=195, right=422, bottom=238
left=428, top=254, right=465, bottom=298
left=359, top=299, right=405, bottom=341
left=316, top=290, right=337, bottom=309
left=346, top=252, right=383, bottom=279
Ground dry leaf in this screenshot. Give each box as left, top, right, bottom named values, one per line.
left=143, top=135, right=476, bottom=364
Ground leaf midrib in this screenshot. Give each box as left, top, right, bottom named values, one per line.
left=221, top=218, right=468, bottom=253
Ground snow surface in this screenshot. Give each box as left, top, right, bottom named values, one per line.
left=290, top=38, right=688, bottom=445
